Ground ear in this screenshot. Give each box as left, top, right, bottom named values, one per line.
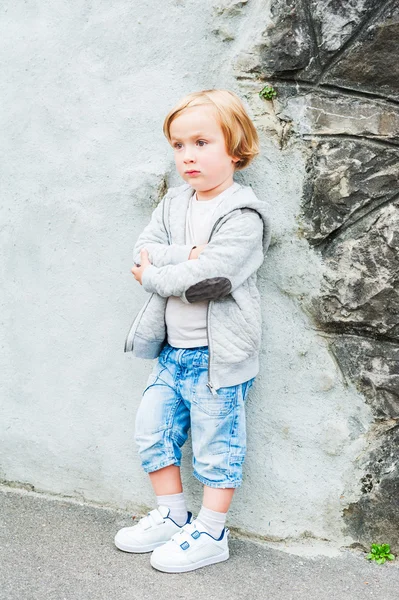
left=231, top=156, right=240, bottom=164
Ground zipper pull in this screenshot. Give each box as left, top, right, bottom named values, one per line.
left=207, top=382, right=218, bottom=397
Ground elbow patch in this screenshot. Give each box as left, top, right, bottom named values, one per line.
left=185, top=277, right=232, bottom=303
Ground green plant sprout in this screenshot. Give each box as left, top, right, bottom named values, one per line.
left=366, top=543, right=395, bottom=565
left=259, top=85, right=277, bottom=101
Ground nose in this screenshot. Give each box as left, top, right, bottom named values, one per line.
left=183, top=145, right=196, bottom=163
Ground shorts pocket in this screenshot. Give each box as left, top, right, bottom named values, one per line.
left=142, top=374, right=158, bottom=396
left=142, top=361, right=165, bottom=396
left=241, top=377, right=255, bottom=401
left=193, top=385, right=237, bottom=417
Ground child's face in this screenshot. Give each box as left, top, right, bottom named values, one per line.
left=169, top=105, right=239, bottom=194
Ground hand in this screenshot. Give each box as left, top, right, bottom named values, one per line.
left=131, top=249, right=151, bottom=285
left=189, top=243, right=207, bottom=260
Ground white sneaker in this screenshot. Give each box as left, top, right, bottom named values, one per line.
left=114, top=506, right=192, bottom=553
left=150, top=520, right=230, bottom=573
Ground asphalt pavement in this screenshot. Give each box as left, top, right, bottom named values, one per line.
left=1, top=485, right=398, bottom=600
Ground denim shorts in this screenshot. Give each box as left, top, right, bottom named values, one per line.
left=134, top=342, right=256, bottom=488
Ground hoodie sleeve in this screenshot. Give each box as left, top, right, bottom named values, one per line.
left=141, top=209, right=266, bottom=303
left=133, top=196, right=194, bottom=267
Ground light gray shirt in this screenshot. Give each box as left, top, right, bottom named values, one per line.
left=166, top=182, right=240, bottom=347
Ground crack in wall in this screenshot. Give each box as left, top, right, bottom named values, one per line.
left=316, top=0, right=393, bottom=83
left=300, top=0, right=322, bottom=74
left=268, top=78, right=399, bottom=107
left=312, top=324, right=399, bottom=346
left=302, top=134, right=399, bottom=150
left=312, top=190, right=399, bottom=250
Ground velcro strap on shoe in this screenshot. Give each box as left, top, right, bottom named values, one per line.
left=148, top=508, right=165, bottom=526
left=181, top=523, right=196, bottom=535
left=171, top=523, right=197, bottom=547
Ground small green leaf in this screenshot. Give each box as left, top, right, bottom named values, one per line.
left=382, top=544, right=390, bottom=553
left=388, top=554, right=395, bottom=561
left=366, top=553, right=373, bottom=560
left=259, top=85, right=278, bottom=101
left=376, top=557, right=385, bottom=564
left=371, top=544, right=379, bottom=552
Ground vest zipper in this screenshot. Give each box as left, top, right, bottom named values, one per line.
left=204, top=214, right=228, bottom=397
left=162, top=194, right=171, bottom=245
left=206, top=300, right=218, bottom=397
left=205, top=208, right=244, bottom=394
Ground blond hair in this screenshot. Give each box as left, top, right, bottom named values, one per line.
left=163, top=89, right=259, bottom=170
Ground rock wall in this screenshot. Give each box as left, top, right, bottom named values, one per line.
left=233, top=0, right=399, bottom=549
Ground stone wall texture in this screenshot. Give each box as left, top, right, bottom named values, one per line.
left=1, top=0, right=398, bottom=549
left=252, top=0, right=399, bottom=549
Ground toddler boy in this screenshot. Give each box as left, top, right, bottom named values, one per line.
left=115, top=89, right=271, bottom=573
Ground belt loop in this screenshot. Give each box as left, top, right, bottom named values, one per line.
left=194, top=346, right=208, bottom=367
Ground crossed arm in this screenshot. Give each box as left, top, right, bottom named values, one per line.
left=131, top=208, right=264, bottom=304
left=132, top=197, right=197, bottom=268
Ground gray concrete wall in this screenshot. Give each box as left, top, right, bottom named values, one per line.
left=0, top=0, right=379, bottom=546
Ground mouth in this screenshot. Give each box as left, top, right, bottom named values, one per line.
left=185, top=170, right=201, bottom=175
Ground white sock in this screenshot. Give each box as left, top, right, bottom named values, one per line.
left=156, top=492, right=188, bottom=527
left=195, top=505, right=227, bottom=539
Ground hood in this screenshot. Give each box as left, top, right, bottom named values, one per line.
left=167, top=181, right=272, bottom=256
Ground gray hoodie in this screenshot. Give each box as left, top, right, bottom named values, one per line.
left=124, top=182, right=272, bottom=395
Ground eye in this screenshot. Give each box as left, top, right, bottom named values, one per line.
left=197, top=140, right=207, bottom=146
left=173, top=142, right=183, bottom=149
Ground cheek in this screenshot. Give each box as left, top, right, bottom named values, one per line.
left=205, top=145, right=231, bottom=164
left=200, top=148, right=217, bottom=166
left=174, top=154, right=185, bottom=168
